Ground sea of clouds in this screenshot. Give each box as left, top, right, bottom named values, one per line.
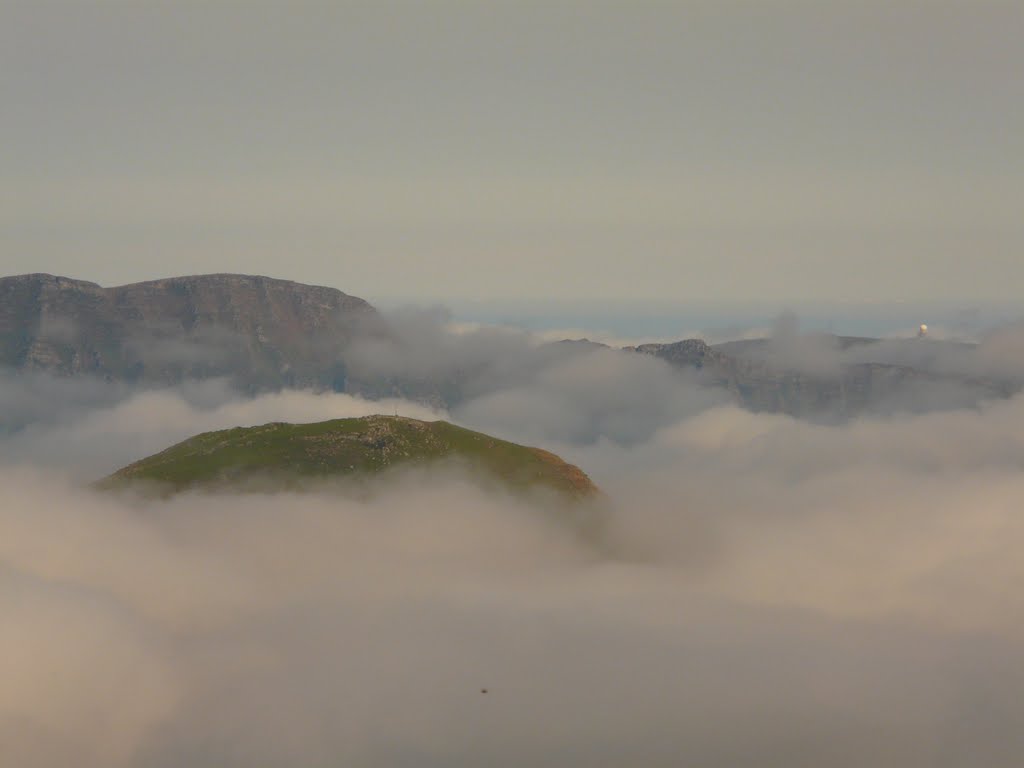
left=4, top=321, right=1024, bottom=767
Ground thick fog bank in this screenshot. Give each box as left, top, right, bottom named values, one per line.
left=4, top=383, right=1024, bottom=765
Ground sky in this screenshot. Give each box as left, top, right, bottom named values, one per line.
left=1, top=0, right=1022, bottom=305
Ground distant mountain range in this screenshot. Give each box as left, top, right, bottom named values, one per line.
left=625, top=337, right=1015, bottom=419
left=2, top=272, right=1018, bottom=421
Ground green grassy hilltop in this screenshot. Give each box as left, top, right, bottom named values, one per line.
left=100, top=415, right=598, bottom=499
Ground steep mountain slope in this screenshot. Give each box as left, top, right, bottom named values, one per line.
left=100, top=415, right=599, bottom=499
left=0, top=273, right=374, bottom=391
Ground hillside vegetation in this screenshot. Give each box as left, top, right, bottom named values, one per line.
left=100, top=415, right=598, bottom=499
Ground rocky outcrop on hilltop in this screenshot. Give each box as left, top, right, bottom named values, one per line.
left=0, top=273, right=375, bottom=391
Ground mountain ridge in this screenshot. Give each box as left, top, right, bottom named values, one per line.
left=2, top=272, right=1018, bottom=421
left=0, top=272, right=374, bottom=391
left=626, top=337, right=1014, bottom=419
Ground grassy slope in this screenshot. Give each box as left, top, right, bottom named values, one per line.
left=100, top=415, right=598, bottom=499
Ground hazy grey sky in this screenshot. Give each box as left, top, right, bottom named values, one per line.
left=1, top=1, right=1021, bottom=302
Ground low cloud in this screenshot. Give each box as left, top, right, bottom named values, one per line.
left=342, top=308, right=1024, bottom=431
left=343, top=308, right=727, bottom=444
left=0, top=382, right=441, bottom=479
left=725, top=312, right=1024, bottom=384
left=345, top=306, right=582, bottom=399
left=455, top=347, right=724, bottom=445
left=0, top=369, right=130, bottom=433
left=4, top=384, right=1024, bottom=765
left=569, top=397, right=1024, bottom=632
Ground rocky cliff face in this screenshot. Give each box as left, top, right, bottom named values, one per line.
left=0, top=273, right=375, bottom=391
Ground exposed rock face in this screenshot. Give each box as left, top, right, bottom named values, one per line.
left=628, top=338, right=1013, bottom=420
left=629, top=339, right=722, bottom=370
left=0, top=273, right=375, bottom=391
